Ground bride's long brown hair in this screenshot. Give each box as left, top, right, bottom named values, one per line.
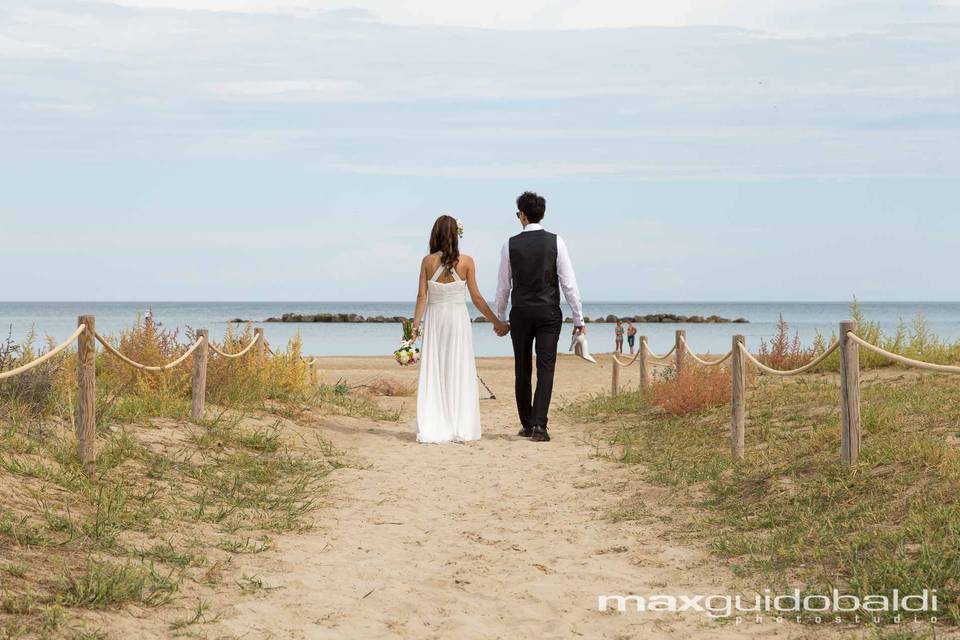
left=429, top=215, right=460, bottom=272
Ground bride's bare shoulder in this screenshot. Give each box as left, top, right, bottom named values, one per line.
left=459, top=254, right=475, bottom=266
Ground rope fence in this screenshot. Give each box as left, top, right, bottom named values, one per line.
left=845, top=332, right=960, bottom=374
left=0, top=317, right=320, bottom=475
left=0, top=325, right=87, bottom=381
left=7, top=315, right=959, bottom=474
left=607, top=320, right=960, bottom=467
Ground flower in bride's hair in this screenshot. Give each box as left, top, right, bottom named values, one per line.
left=456, top=219, right=464, bottom=238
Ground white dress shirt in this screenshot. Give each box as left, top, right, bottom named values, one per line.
left=495, top=223, right=584, bottom=326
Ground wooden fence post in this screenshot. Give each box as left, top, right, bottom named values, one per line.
left=675, top=329, right=686, bottom=377
left=611, top=357, right=621, bottom=396
left=76, top=315, right=96, bottom=475
left=639, top=336, right=650, bottom=395
left=191, top=329, right=208, bottom=421
left=254, top=328, right=265, bottom=359
left=839, top=320, right=861, bottom=467
left=310, top=360, right=319, bottom=386
left=731, top=334, right=746, bottom=460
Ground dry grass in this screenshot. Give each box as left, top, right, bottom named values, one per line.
left=205, top=323, right=310, bottom=406
left=0, top=314, right=402, bottom=637
left=0, top=316, right=324, bottom=429
left=649, top=365, right=730, bottom=416
left=312, top=382, right=402, bottom=422
left=356, top=377, right=416, bottom=398
left=0, top=328, right=68, bottom=423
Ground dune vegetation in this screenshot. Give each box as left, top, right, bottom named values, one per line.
left=564, top=307, right=960, bottom=632
left=0, top=317, right=397, bottom=638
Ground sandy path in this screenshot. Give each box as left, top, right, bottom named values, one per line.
left=211, top=355, right=828, bottom=639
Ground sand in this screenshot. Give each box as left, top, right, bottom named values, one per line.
left=162, top=352, right=843, bottom=640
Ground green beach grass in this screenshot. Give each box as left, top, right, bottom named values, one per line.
left=564, top=363, right=960, bottom=631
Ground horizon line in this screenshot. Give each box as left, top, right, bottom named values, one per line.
left=2, top=300, right=959, bottom=305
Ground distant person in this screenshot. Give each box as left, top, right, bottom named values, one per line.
left=614, top=319, right=624, bottom=353
left=626, top=321, right=637, bottom=354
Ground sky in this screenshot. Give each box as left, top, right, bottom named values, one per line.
left=1, top=0, right=959, bottom=302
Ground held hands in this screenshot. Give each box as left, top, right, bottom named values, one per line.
left=573, top=325, right=586, bottom=335
left=494, top=320, right=510, bottom=337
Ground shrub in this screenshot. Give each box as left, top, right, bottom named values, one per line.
left=99, top=315, right=191, bottom=399
left=757, top=314, right=821, bottom=371
left=649, top=366, right=730, bottom=416
left=0, top=327, right=68, bottom=420
left=818, top=300, right=960, bottom=371
left=0, top=316, right=318, bottom=423
left=260, top=332, right=311, bottom=401
left=204, top=323, right=309, bottom=406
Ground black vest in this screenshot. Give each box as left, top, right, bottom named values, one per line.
left=509, top=230, right=560, bottom=309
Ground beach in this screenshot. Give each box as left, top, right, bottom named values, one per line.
left=70, top=352, right=837, bottom=639
left=5, top=2, right=956, bottom=636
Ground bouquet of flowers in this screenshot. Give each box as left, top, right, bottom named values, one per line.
left=394, top=318, right=421, bottom=366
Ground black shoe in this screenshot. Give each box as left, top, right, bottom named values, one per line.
left=518, top=426, right=534, bottom=437
left=531, top=426, right=550, bottom=442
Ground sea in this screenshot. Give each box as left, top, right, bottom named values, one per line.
left=2, top=302, right=960, bottom=358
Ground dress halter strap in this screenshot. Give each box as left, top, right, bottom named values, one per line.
left=430, top=263, right=462, bottom=283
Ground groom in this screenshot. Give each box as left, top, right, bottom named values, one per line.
left=494, top=191, right=585, bottom=442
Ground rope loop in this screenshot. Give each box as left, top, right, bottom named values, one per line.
left=678, top=336, right=733, bottom=367
left=208, top=332, right=261, bottom=359
left=96, top=332, right=205, bottom=372
left=0, top=325, right=87, bottom=381
left=611, top=350, right=642, bottom=368
left=738, top=341, right=839, bottom=376
left=642, top=338, right=676, bottom=361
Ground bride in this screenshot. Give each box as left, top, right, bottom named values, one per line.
left=411, top=215, right=508, bottom=443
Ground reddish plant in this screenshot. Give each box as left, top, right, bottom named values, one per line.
left=649, top=366, right=730, bottom=416
left=757, top=314, right=819, bottom=370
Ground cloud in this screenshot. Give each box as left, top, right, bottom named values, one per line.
left=78, top=0, right=960, bottom=33
left=207, top=79, right=363, bottom=101
left=23, top=101, right=97, bottom=113
left=1, top=0, right=957, bottom=184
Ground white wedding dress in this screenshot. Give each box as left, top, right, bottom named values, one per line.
left=416, top=263, right=482, bottom=443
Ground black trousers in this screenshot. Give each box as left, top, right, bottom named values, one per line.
left=509, top=305, right=563, bottom=429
